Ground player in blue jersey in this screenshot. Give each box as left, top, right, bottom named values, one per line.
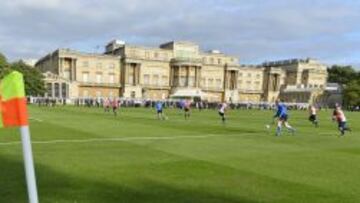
left=273, top=99, right=295, bottom=136
left=155, top=101, right=165, bottom=120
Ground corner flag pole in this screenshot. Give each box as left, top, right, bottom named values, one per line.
left=1, top=71, right=39, bottom=203
left=20, top=126, right=39, bottom=203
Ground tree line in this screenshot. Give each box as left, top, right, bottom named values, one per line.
left=327, top=65, right=360, bottom=107
left=0, top=52, right=45, bottom=96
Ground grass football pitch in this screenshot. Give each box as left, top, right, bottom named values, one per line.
left=0, top=105, right=360, bottom=203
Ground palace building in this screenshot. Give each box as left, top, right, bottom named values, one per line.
left=35, top=40, right=329, bottom=104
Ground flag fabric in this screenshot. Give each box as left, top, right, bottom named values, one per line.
left=0, top=71, right=28, bottom=128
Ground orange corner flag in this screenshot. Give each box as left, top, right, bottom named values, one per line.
left=0, top=71, right=29, bottom=128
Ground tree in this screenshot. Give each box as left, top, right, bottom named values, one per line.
left=343, top=80, right=360, bottom=107
left=328, top=65, right=360, bottom=107
left=10, top=61, right=46, bottom=96
left=0, top=52, right=11, bottom=78
left=327, top=65, right=358, bottom=85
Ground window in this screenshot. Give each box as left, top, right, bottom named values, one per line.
left=83, top=90, right=88, bottom=97
left=256, top=74, right=261, bottom=79
left=96, top=73, right=103, bottom=83
left=63, top=70, right=70, bottom=79
left=210, top=58, right=214, bottom=64
left=246, top=81, right=251, bottom=89
left=96, top=62, right=102, bottom=69
left=131, top=91, right=136, bottom=98
left=128, top=75, right=134, bottom=84
left=188, top=76, right=195, bottom=87
left=180, top=76, right=186, bottom=86
left=218, top=58, right=222, bottom=65
left=46, top=83, right=52, bottom=97
left=255, top=81, right=261, bottom=89
left=108, top=63, right=115, bottom=69
left=208, top=79, right=214, bottom=87
left=82, top=72, right=89, bottom=82
left=216, top=79, right=222, bottom=88
left=153, top=75, right=159, bottom=86
left=143, top=74, right=150, bottom=85
left=238, top=80, right=243, bottom=88
left=203, top=57, right=207, bottom=63
left=145, top=52, right=150, bottom=59
left=82, top=61, right=89, bottom=67
left=239, top=73, right=243, bottom=77
left=109, top=74, right=115, bottom=83
left=162, top=76, right=168, bottom=86
left=247, top=73, right=252, bottom=77
left=154, top=52, right=159, bottom=58
left=201, top=78, right=206, bottom=87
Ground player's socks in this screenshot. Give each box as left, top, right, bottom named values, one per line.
left=276, top=126, right=281, bottom=136
left=289, top=127, right=296, bottom=135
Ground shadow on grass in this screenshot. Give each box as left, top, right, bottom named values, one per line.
left=0, top=154, right=253, bottom=203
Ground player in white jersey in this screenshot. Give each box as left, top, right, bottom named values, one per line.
left=332, top=105, right=351, bottom=136
left=308, top=105, right=319, bottom=127
left=218, top=102, right=227, bottom=124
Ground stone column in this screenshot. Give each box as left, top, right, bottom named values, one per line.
left=196, top=66, right=202, bottom=88
left=169, top=66, right=173, bottom=87
left=51, top=83, right=55, bottom=98
left=124, top=64, right=128, bottom=85
left=194, top=66, right=198, bottom=88
left=66, top=83, right=69, bottom=98
left=73, top=59, right=77, bottom=81
left=136, top=64, right=140, bottom=85
left=59, top=82, right=63, bottom=98
left=234, top=71, right=238, bottom=89
left=186, top=66, right=190, bottom=87
left=59, top=58, right=63, bottom=76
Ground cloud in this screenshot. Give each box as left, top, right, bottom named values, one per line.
left=0, top=0, right=359, bottom=66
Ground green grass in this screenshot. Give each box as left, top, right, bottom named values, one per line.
left=1, top=105, right=360, bottom=203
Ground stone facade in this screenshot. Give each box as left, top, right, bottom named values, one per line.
left=35, top=40, right=328, bottom=104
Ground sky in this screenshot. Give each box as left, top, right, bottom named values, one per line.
left=0, top=0, right=359, bottom=66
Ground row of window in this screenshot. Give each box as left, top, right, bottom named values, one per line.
left=128, top=49, right=236, bottom=65
left=81, top=61, right=116, bottom=69
left=128, top=50, right=170, bottom=61
left=201, top=78, right=223, bottom=88
left=82, top=72, right=116, bottom=84
left=238, top=80, right=262, bottom=90
left=239, top=73, right=262, bottom=79
left=143, top=74, right=169, bottom=86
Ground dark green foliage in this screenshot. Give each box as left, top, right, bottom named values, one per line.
left=327, top=65, right=360, bottom=106
left=11, top=61, right=46, bottom=96
left=0, top=52, right=45, bottom=96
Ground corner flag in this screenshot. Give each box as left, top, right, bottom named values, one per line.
left=0, top=71, right=39, bottom=203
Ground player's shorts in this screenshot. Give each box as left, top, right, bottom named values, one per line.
left=157, top=110, right=163, bottom=114
left=112, top=107, right=118, bottom=110
left=309, top=115, right=317, bottom=121
left=279, top=114, right=288, bottom=121
left=218, top=112, right=224, bottom=117
left=184, top=108, right=190, bottom=112
left=338, top=121, right=347, bottom=129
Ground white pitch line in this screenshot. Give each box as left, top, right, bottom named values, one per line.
left=29, top=117, right=43, bottom=122
left=0, top=134, right=220, bottom=146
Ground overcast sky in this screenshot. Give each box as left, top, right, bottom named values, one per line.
left=0, top=0, right=359, bottom=66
